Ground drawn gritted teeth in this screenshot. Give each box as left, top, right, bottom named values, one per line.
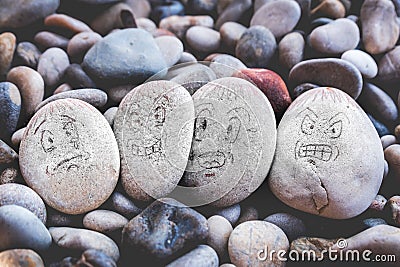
left=131, top=140, right=162, bottom=156
left=197, top=151, right=226, bottom=169
left=298, top=144, right=332, bottom=161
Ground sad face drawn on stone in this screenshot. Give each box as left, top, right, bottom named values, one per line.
left=34, top=114, right=90, bottom=175
left=125, top=95, right=171, bottom=160
left=295, top=108, right=349, bottom=164
left=187, top=102, right=243, bottom=175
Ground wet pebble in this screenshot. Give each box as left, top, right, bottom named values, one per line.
left=83, top=210, right=128, bottom=233
left=228, top=221, right=289, bottom=266
left=122, top=198, right=209, bottom=259
left=37, top=47, right=70, bottom=88
left=279, top=32, right=305, bottom=69
left=166, top=245, right=219, bottom=267
left=309, top=18, right=360, bottom=54
left=235, top=26, right=277, bottom=68
left=0, top=249, right=44, bottom=267
left=289, top=58, right=363, bottom=99
left=341, top=49, right=378, bottom=78
left=0, top=82, right=21, bottom=141
left=0, top=183, right=47, bottom=223
left=264, top=213, right=306, bottom=241
left=360, top=0, right=399, bottom=54
left=251, top=0, right=301, bottom=38
left=15, top=42, right=41, bottom=69
left=20, top=99, right=120, bottom=215
left=155, top=36, right=184, bottom=67
left=50, top=227, right=120, bottom=261
left=186, top=26, right=221, bottom=53
left=0, top=32, right=16, bottom=76
left=0, top=205, right=51, bottom=251
left=207, top=215, right=233, bottom=258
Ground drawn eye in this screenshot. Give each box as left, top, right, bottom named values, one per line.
left=326, top=121, right=342, bottom=138
left=227, top=117, right=241, bottom=143
left=41, top=130, right=55, bottom=152
left=301, top=115, right=316, bottom=135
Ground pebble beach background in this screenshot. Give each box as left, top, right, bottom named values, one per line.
left=0, top=0, right=400, bottom=266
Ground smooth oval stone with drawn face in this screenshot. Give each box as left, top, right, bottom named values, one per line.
left=19, top=99, right=120, bottom=214
left=114, top=80, right=195, bottom=201
left=180, top=77, right=276, bottom=207
left=269, top=87, right=384, bottom=219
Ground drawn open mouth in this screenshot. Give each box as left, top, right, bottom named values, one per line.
left=298, top=144, right=333, bottom=161
left=197, top=151, right=226, bottom=169
left=130, top=140, right=162, bottom=157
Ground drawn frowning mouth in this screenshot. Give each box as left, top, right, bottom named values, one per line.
left=197, top=151, right=226, bottom=169
left=296, top=142, right=338, bottom=162
left=130, top=140, right=162, bottom=157
left=48, top=152, right=90, bottom=173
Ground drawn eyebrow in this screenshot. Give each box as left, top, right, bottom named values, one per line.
left=297, top=107, right=318, bottom=119
left=34, top=119, right=47, bottom=135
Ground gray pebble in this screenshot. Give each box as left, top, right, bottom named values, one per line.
left=166, top=245, right=219, bottom=267
left=159, top=15, right=214, bottom=39
left=103, top=107, right=118, bottom=126
left=155, top=36, right=184, bottom=67
left=214, top=204, right=241, bottom=225
left=219, top=22, right=247, bottom=53
left=186, top=26, right=221, bottom=53
left=207, top=215, right=233, bottom=258
left=279, top=32, right=305, bottom=69
left=64, top=64, right=97, bottom=89
left=381, top=135, right=397, bottom=149
left=109, top=192, right=142, bottom=219
left=0, top=139, right=18, bottom=164
left=264, top=213, right=306, bottom=241
left=34, top=31, right=69, bottom=50
left=11, top=127, right=26, bottom=147
left=37, top=47, right=70, bottom=88
left=341, top=49, right=378, bottom=78
left=378, top=45, right=400, bottom=82
left=15, top=42, right=41, bottom=69
left=83, top=210, right=128, bottom=233
left=0, top=82, right=21, bottom=141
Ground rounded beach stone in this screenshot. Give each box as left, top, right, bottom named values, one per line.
left=292, top=83, right=320, bottom=99
left=360, top=0, right=399, bottom=54
left=122, top=198, right=209, bottom=259
left=279, top=32, right=305, bottom=69
left=309, top=18, right=360, bottom=54
left=181, top=77, right=276, bottom=207
left=310, top=0, right=345, bottom=19
left=103, top=107, right=118, bottom=126
left=268, top=87, right=385, bottom=219
left=114, top=80, right=194, bottom=201
left=228, top=221, right=289, bottom=267
left=0, top=82, right=21, bottom=141
left=215, top=204, right=241, bottom=225
left=369, top=194, right=387, bottom=212
left=264, top=213, right=306, bottom=241
left=233, top=68, right=292, bottom=117
left=186, top=26, right=221, bottom=53
left=384, top=144, right=400, bottom=177
left=236, top=206, right=258, bottom=225
left=235, top=26, right=277, bottom=68
left=378, top=46, right=400, bottom=82
left=49, top=227, right=120, bottom=261
left=34, top=31, right=69, bottom=50
left=37, top=47, right=70, bottom=88
left=159, top=15, right=214, bottom=39
left=215, top=0, right=252, bottom=30
left=357, top=83, right=398, bottom=125
left=6, top=66, right=44, bottom=118
left=109, top=192, right=142, bottom=219
left=0, top=32, right=16, bottom=76
left=341, top=49, right=378, bottom=78
left=82, top=29, right=167, bottom=84
left=0, top=0, right=59, bottom=28
left=0, top=139, right=18, bottom=164
left=0, top=249, right=44, bottom=267
left=0, top=205, right=51, bottom=251
left=207, top=215, right=233, bottom=258
left=107, top=84, right=133, bottom=103
left=219, top=22, right=247, bottom=52
left=289, top=58, right=363, bottom=99
left=35, top=89, right=107, bottom=112
left=64, top=64, right=96, bottom=89
left=250, top=0, right=301, bottom=38
left=137, top=18, right=157, bottom=34
left=78, top=249, right=117, bottom=267
left=67, top=32, right=102, bottom=59
left=381, top=135, right=397, bottom=149
left=0, top=167, right=19, bottom=185
left=83, top=210, right=128, bottom=233
left=90, top=3, right=134, bottom=35
left=166, top=245, right=219, bottom=267
left=19, top=98, right=120, bottom=214
left=44, top=13, right=93, bottom=34
left=155, top=36, right=184, bottom=67
left=208, top=54, right=247, bottom=79
left=54, top=83, right=72, bottom=94
left=388, top=196, right=400, bottom=225
left=0, top=183, right=46, bottom=223
left=15, top=42, right=41, bottom=69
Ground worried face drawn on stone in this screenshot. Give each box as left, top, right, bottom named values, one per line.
left=188, top=102, right=242, bottom=175
left=34, top=115, right=90, bottom=175
left=125, top=95, right=171, bottom=159
left=295, top=108, right=349, bottom=163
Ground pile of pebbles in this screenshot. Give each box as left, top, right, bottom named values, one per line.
left=1, top=0, right=400, bottom=266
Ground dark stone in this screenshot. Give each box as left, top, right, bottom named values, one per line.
left=122, top=198, right=208, bottom=260
left=110, top=192, right=142, bottom=219
left=367, top=114, right=391, bottom=137
left=187, top=0, right=218, bottom=14
left=15, top=42, right=41, bottom=69
left=0, top=82, right=21, bottom=142
left=64, top=64, right=96, bottom=89
left=150, top=1, right=185, bottom=23
left=264, top=213, right=307, bottom=241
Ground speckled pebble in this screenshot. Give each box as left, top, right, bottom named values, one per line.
left=83, top=210, right=128, bottom=233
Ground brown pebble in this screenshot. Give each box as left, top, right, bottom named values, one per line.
left=45, top=13, right=93, bottom=33
left=83, top=210, right=128, bottom=233
left=381, top=135, right=397, bottom=149
left=34, top=31, right=69, bottom=50
left=0, top=32, right=16, bottom=76
left=6, top=66, right=44, bottom=118
left=207, top=215, right=233, bottom=258
left=0, top=167, right=18, bottom=185
left=0, top=249, right=44, bottom=267
left=311, top=0, right=346, bottom=19
left=378, top=45, right=400, bottom=83
left=67, top=31, right=102, bottom=60
left=384, top=144, right=400, bottom=178
left=159, top=15, right=214, bottom=39
left=369, top=194, right=387, bottom=212
left=53, top=83, right=73, bottom=94
left=0, top=139, right=17, bottom=164
left=11, top=127, right=25, bottom=147
left=291, top=237, right=338, bottom=261
left=388, top=196, right=400, bottom=225
left=90, top=3, right=134, bottom=35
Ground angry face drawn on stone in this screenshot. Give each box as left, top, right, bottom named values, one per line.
left=34, top=114, right=90, bottom=175
left=295, top=108, right=349, bottom=164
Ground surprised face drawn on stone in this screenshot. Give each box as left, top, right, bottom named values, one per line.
left=295, top=108, right=349, bottom=164
left=35, top=115, right=90, bottom=175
